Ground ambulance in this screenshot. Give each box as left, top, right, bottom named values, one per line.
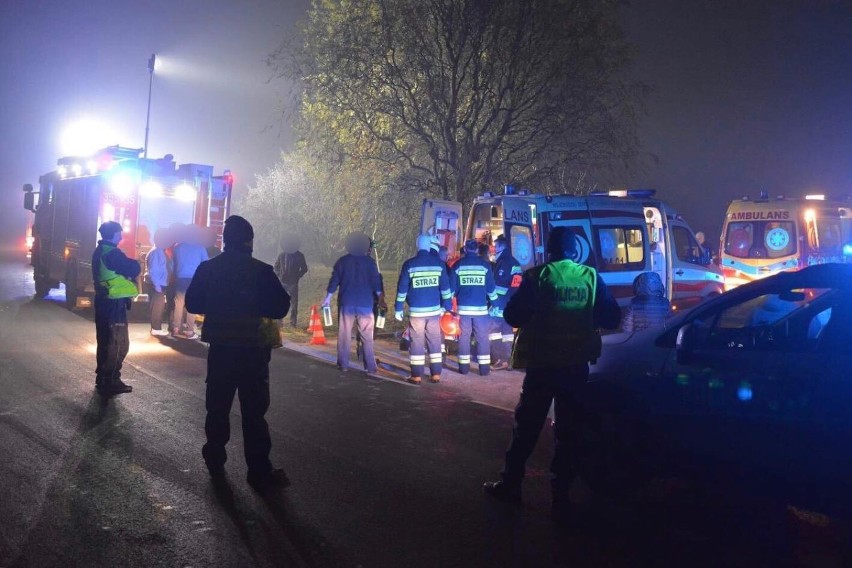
left=421, top=187, right=724, bottom=311
left=23, top=145, right=233, bottom=308
left=720, top=193, right=852, bottom=289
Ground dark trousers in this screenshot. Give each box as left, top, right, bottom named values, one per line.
left=490, top=316, right=514, bottom=363
left=458, top=314, right=491, bottom=375
left=202, top=344, right=274, bottom=476
left=501, top=364, right=588, bottom=496
left=95, top=318, right=129, bottom=386
left=148, top=283, right=167, bottom=330
left=283, top=282, right=299, bottom=326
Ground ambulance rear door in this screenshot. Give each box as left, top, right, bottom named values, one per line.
left=421, top=198, right=463, bottom=259
left=501, top=197, right=537, bottom=270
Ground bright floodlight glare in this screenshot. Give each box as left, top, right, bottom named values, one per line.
left=804, top=209, right=816, bottom=223
left=60, top=118, right=119, bottom=157
left=140, top=180, right=163, bottom=197
left=805, top=194, right=826, bottom=200
left=71, top=163, right=83, bottom=176
left=58, top=165, right=68, bottom=178
left=111, top=172, right=135, bottom=197
left=86, top=160, right=98, bottom=175
left=175, top=183, right=197, bottom=202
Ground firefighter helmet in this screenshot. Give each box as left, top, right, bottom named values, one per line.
left=440, top=312, right=460, bottom=336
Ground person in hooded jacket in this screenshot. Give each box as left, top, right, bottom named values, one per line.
left=186, top=215, right=291, bottom=489
left=621, top=271, right=670, bottom=332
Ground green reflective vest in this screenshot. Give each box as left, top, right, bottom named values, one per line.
left=510, top=260, right=601, bottom=369
left=97, top=243, right=139, bottom=299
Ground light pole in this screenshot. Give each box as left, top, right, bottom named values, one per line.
left=143, top=53, right=157, bottom=158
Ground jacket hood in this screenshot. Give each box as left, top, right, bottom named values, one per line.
left=633, top=271, right=665, bottom=297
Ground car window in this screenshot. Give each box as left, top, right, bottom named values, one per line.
left=691, top=288, right=834, bottom=352
left=672, top=226, right=701, bottom=263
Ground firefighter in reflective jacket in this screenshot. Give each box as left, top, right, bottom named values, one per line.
left=92, top=221, right=140, bottom=396
left=454, top=239, right=498, bottom=375
left=483, top=227, right=621, bottom=523
left=489, top=234, right=523, bottom=370
left=395, top=235, right=453, bottom=384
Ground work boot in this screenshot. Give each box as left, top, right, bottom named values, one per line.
left=430, top=374, right=441, bottom=383
left=483, top=480, right=522, bottom=505
left=107, top=379, right=133, bottom=395
left=247, top=468, right=291, bottom=490
left=407, top=376, right=422, bottom=385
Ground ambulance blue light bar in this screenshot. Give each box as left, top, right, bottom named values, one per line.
left=590, top=189, right=657, bottom=198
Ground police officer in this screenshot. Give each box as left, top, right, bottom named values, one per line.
left=92, top=221, right=140, bottom=396
left=483, top=227, right=621, bottom=522
left=186, top=215, right=291, bottom=488
left=395, top=235, right=453, bottom=384
left=454, top=239, right=498, bottom=375
left=489, top=234, right=523, bottom=370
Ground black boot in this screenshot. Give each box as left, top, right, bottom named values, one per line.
left=106, top=378, right=133, bottom=395
left=483, top=480, right=522, bottom=504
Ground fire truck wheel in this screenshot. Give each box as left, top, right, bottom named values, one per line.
left=34, top=273, right=51, bottom=299
left=65, top=267, right=79, bottom=310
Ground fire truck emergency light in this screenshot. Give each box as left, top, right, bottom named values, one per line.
left=140, top=180, right=164, bottom=197
left=110, top=172, right=135, bottom=197
left=175, top=183, right=197, bottom=202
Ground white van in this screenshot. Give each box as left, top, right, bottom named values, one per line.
left=421, top=188, right=724, bottom=311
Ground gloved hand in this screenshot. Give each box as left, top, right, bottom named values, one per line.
left=322, top=293, right=333, bottom=308
left=489, top=306, right=503, bottom=318
left=394, top=311, right=404, bottom=322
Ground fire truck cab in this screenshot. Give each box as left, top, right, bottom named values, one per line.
left=23, top=145, right=233, bottom=309
left=720, top=193, right=852, bottom=289
left=421, top=188, right=724, bottom=311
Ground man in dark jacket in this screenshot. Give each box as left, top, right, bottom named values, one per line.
left=483, top=227, right=621, bottom=523
left=92, top=221, right=140, bottom=396
left=186, top=215, right=291, bottom=489
left=322, top=232, right=385, bottom=374
left=274, top=235, right=309, bottom=327
left=489, top=234, right=523, bottom=369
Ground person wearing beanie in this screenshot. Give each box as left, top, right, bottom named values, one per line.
left=323, top=231, right=386, bottom=374
left=394, top=235, right=454, bottom=384
left=483, top=226, right=620, bottom=523
left=186, top=215, right=292, bottom=489
left=453, top=239, right=498, bottom=376
left=92, top=220, right=141, bottom=396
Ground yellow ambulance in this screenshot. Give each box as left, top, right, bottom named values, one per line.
left=720, top=193, right=852, bottom=289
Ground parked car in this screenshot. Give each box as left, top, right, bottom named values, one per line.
left=577, top=263, right=852, bottom=517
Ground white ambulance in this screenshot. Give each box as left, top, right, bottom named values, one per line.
left=720, top=193, right=852, bottom=289
left=421, top=188, right=724, bottom=311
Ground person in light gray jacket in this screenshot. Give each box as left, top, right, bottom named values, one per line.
left=146, top=228, right=173, bottom=336
left=622, top=271, right=671, bottom=332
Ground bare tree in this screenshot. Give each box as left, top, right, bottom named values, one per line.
left=272, top=0, right=646, bottom=206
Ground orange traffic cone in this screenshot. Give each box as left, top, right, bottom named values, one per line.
left=308, top=304, right=327, bottom=345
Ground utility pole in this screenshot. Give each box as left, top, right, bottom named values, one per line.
left=144, top=53, right=157, bottom=159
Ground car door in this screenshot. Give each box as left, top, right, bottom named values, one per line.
left=659, top=285, right=827, bottom=479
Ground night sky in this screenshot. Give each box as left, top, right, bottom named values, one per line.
left=2, top=0, right=850, bottom=251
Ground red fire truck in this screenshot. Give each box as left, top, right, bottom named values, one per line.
left=23, top=145, right=233, bottom=309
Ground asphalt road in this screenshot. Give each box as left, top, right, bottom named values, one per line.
left=0, top=251, right=848, bottom=567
